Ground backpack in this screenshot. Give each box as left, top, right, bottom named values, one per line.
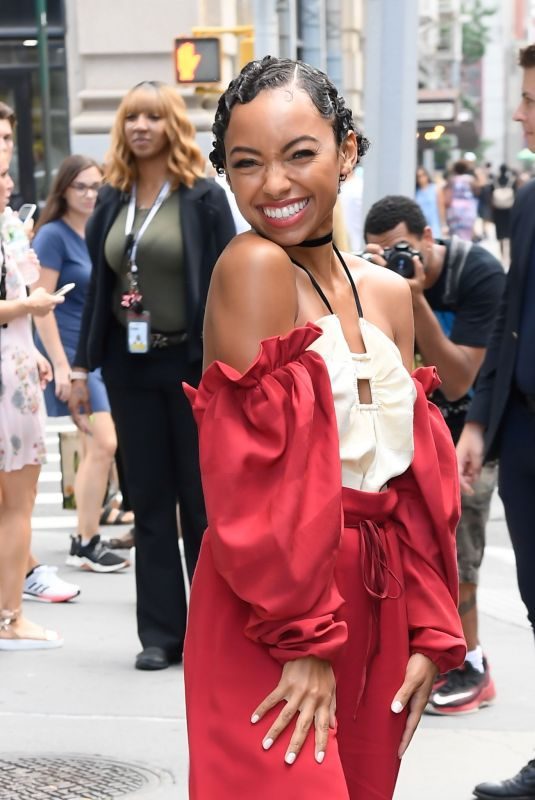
left=492, top=181, right=514, bottom=210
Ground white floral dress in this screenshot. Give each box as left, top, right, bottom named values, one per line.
left=0, top=246, right=46, bottom=471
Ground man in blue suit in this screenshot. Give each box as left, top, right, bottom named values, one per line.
left=458, top=43, right=535, bottom=800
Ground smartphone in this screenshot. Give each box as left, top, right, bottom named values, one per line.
left=54, top=282, right=76, bottom=297
left=18, top=203, right=37, bottom=223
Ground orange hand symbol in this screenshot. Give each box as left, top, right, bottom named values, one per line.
left=176, top=42, right=202, bottom=81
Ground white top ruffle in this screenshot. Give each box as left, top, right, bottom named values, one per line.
left=307, top=314, right=416, bottom=492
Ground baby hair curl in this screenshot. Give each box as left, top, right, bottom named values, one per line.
left=210, top=56, right=370, bottom=174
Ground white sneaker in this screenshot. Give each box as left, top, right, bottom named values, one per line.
left=23, top=565, right=81, bottom=603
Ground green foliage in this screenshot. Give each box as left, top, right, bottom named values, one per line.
left=474, top=138, right=493, bottom=162
left=434, top=134, right=455, bottom=170
left=461, top=0, right=497, bottom=64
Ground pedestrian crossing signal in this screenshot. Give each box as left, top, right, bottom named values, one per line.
left=174, top=37, right=221, bottom=84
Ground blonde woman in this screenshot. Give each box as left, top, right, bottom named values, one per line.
left=68, top=81, right=236, bottom=669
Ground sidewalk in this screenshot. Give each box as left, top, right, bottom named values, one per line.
left=2, top=442, right=534, bottom=799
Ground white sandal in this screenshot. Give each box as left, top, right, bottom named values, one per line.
left=0, top=608, right=63, bottom=651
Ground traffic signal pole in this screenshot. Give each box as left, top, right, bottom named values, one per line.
left=35, top=0, right=52, bottom=194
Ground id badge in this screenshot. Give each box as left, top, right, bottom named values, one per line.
left=127, top=310, right=151, bottom=354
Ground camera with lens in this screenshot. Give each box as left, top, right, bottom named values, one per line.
left=382, top=241, right=420, bottom=279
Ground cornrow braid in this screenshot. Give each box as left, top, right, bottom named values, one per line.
left=210, top=56, right=370, bottom=174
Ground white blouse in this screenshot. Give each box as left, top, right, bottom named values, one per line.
left=307, top=314, right=416, bottom=492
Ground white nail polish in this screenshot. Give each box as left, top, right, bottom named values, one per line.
left=262, top=738, right=273, bottom=750
left=391, top=700, right=403, bottom=714
left=316, top=751, right=325, bottom=764
left=285, top=752, right=296, bottom=765
left=251, top=714, right=259, bottom=724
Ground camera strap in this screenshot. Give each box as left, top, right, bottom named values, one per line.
left=440, top=235, right=472, bottom=307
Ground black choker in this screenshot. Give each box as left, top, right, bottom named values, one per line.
left=298, top=231, right=333, bottom=247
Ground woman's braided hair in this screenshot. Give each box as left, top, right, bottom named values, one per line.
left=210, top=56, right=370, bottom=174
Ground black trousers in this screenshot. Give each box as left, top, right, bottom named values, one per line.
left=498, top=394, right=535, bottom=638
left=102, top=324, right=206, bottom=654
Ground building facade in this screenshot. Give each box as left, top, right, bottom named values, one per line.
left=0, top=0, right=365, bottom=203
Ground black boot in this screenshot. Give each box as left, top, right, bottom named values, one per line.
left=474, top=759, right=535, bottom=799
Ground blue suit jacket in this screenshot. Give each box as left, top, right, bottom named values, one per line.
left=466, top=179, right=535, bottom=459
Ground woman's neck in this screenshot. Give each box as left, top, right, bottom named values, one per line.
left=135, top=154, right=170, bottom=206
left=287, top=242, right=340, bottom=289
left=62, top=210, right=88, bottom=238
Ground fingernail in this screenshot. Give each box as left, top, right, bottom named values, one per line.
left=262, top=738, right=273, bottom=751
left=316, top=751, right=325, bottom=764
left=391, top=700, right=404, bottom=714
left=251, top=714, right=259, bottom=724
left=285, top=752, right=296, bottom=765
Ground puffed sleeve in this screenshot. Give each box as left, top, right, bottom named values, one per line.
left=390, top=366, right=466, bottom=674
left=184, top=324, right=347, bottom=664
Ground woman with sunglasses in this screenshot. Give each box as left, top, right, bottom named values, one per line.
left=0, top=151, right=64, bottom=649
left=32, top=155, right=130, bottom=576
left=69, top=82, right=236, bottom=670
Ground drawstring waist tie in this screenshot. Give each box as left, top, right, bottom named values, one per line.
left=342, top=486, right=402, bottom=715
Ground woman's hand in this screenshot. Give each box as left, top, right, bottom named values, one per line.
left=391, top=653, right=438, bottom=758
left=34, top=351, right=53, bottom=389
left=68, top=378, right=92, bottom=435
left=251, top=656, right=336, bottom=765
left=26, top=286, right=64, bottom=317
left=53, top=362, right=72, bottom=403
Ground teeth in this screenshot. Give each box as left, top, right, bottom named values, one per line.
left=262, top=199, right=308, bottom=219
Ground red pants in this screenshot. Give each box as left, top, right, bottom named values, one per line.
left=185, top=486, right=409, bottom=799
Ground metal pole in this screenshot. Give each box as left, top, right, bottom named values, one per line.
left=253, top=0, right=280, bottom=59
left=35, top=0, right=52, bottom=194
left=362, top=0, right=419, bottom=219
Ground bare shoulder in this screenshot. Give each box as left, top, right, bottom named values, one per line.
left=204, top=232, right=298, bottom=372
left=209, top=231, right=297, bottom=312
left=343, top=252, right=414, bottom=369
left=345, top=252, right=412, bottom=308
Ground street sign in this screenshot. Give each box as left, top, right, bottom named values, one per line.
left=174, top=37, right=221, bottom=84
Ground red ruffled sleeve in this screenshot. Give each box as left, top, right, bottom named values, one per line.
left=184, top=324, right=347, bottom=664
left=391, top=366, right=466, bottom=674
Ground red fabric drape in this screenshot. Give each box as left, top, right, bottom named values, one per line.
left=185, top=324, right=347, bottom=664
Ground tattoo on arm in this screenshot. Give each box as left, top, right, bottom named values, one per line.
left=458, top=594, right=477, bottom=617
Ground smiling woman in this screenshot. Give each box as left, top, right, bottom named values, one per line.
left=183, top=56, right=465, bottom=800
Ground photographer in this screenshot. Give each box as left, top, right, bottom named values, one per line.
left=362, top=195, right=505, bottom=715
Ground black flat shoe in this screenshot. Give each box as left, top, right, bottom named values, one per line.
left=135, top=646, right=182, bottom=671
left=474, top=759, right=535, bottom=798
left=135, top=646, right=170, bottom=671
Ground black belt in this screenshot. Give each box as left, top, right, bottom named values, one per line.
left=150, top=330, right=188, bottom=349
left=514, top=385, right=535, bottom=414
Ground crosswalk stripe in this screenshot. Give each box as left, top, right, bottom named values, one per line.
left=32, top=515, right=77, bottom=530
left=35, top=493, right=64, bottom=505
left=38, top=471, right=62, bottom=484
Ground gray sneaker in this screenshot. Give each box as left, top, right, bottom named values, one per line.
left=66, top=534, right=130, bottom=573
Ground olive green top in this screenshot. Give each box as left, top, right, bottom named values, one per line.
left=105, top=190, right=186, bottom=332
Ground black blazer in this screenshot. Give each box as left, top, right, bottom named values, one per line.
left=74, top=178, right=236, bottom=369
left=466, top=179, right=535, bottom=459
